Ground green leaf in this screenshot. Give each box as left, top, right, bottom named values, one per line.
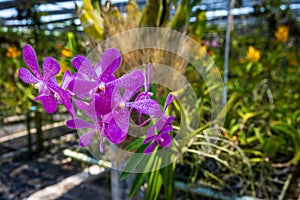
left=120, top=144, right=148, bottom=180
left=129, top=173, right=148, bottom=197
left=254, top=128, right=265, bottom=145
left=161, top=162, right=175, bottom=200
left=145, top=156, right=163, bottom=200
left=243, top=149, right=263, bottom=156
left=125, top=137, right=145, bottom=151
left=129, top=150, right=158, bottom=198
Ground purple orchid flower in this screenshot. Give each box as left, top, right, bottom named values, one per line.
left=18, top=44, right=175, bottom=154
left=18, top=45, right=73, bottom=116
left=108, top=69, right=162, bottom=135
left=142, top=93, right=177, bottom=154
left=66, top=101, right=127, bottom=152
left=70, top=48, right=121, bottom=115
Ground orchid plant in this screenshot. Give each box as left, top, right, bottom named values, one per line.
left=18, top=44, right=175, bottom=154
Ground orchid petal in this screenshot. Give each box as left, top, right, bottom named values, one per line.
left=111, top=87, right=122, bottom=107
left=72, top=55, right=98, bottom=80
left=85, top=100, right=98, bottom=122
left=73, top=99, right=89, bottom=110
left=160, top=125, right=173, bottom=134
left=100, top=74, right=116, bottom=83
left=100, top=48, right=121, bottom=76
left=146, top=125, right=156, bottom=137
left=22, top=44, right=42, bottom=79
left=72, top=79, right=98, bottom=95
left=109, top=70, right=144, bottom=90
left=164, top=93, right=176, bottom=111
left=37, top=94, right=57, bottom=114
left=159, top=133, right=172, bottom=147
left=127, top=99, right=162, bottom=118
left=42, top=57, right=60, bottom=82
left=105, top=118, right=127, bottom=144
left=144, top=142, right=157, bottom=154
left=165, top=116, right=175, bottom=125
left=66, top=118, right=95, bottom=129
left=62, top=70, right=73, bottom=89
left=47, top=82, right=74, bottom=118
left=112, top=108, right=129, bottom=134
left=95, top=89, right=113, bottom=115
left=79, top=130, right=96, bottom=147
left=142, top=135, right=156, bottom=144
left=109, top=70, right=144, bottom=102
left=154, top=116, right=167, bottom=131
left=18, top=68, right=39, bottom=84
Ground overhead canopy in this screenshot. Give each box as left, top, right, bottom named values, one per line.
left=0, top=0, right=299, bottom=31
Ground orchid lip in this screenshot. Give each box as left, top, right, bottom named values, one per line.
left=98, top=82, right=105, bottom=91
left=119, top=102, right=125, bottom=108
left=34, top=83, right=40, bottom=89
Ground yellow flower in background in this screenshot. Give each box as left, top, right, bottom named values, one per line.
left=6, top=47, right=21, bottom=58
left=61, top=48, right=72, bottom=58
left=239, top=58, right=245, bottom=64
left=195, top=45, right=207, bottom=59
left=275, top=25, right=289, bottom=43
left=60, top=63, right=68, bottom=72
left=247, top=46, right=260, bottom=63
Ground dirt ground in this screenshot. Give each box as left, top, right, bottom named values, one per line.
left=0, top=132, right=111, bottom=200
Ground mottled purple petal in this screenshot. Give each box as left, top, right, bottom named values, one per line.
left=95, top=86, right=113, bottom=115
left=146, top=125, right=156, bottom=137
left=72, top=79, right=97, bottom=94
left=100, top=48, right=121, bottom=76
left=112, top=108, right=129, bottom=134
left=72, top=55, right=85, bottom=70
left=62, top=70, right=73, bottom=89
left=66, top=118, right=95, bottom=129
left=42, top=57, right=60, bottom=82
left=108, top=70, right=144, bottom=90
left=144, top=142, right=157, bottom=154
left=79, top=130, right=96, bottom=147
left=164, top=93, right=176, bottom=111
left=73, top=99, right=89, bottom=110
left=159, top=133, right=172, bottom=147
left=154, top=117, right=165, bottom=131
left=156, top=116, right=174, bottom=132
left=47, top=82, right=74, bottom=118
left=166, top=116, right=175, bottom=125
left=36, top=94, right=57, bottom=114
left=142, top=135, right=156, bottom=144
left=100, top=74, right=116, bottom=83
left=111, top=87, right=122, bottom=108
left=18, top=68, right=39, bottom=84
left=72, top=55, right=98, bottom=80
left=105, top=118, right=127, bottom=144
left=108, top=70, right=144, bottom=102
left=22, top=44, right=42, bottom=79
left=85, top=100, right=98, bottom=122
left=160, top=125, right=173, bottom=134
left=127, top=99, right=162, bottom=117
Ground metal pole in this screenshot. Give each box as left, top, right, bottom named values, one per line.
left=222, top=0, right=235, bottom=107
